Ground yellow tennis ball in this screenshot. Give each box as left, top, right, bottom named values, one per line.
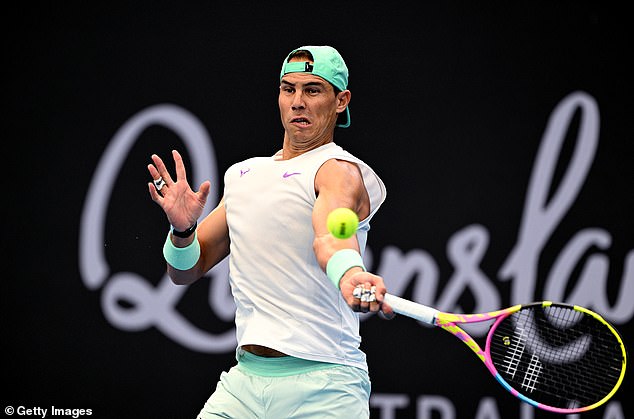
left=327, top=208, right=359, bottom=239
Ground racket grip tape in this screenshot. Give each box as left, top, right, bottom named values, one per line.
left=383, top=293, right=438, bottom=325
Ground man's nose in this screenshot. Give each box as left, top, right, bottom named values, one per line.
left=291, top=91, right=305, bottom=110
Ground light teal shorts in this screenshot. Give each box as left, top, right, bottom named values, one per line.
left=197, top=349, right=371, bottom=418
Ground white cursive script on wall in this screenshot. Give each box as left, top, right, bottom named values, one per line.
left=498, top=92, right=633, bottom=321
left=79, top=104, right=235, bottom=352
left=79, top=92, right=633, bottom=352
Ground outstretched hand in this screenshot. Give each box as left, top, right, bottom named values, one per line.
left=147, top=150, right=211, bottom=231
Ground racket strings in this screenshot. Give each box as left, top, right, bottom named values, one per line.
left=489, top=304, right=624, bottom=410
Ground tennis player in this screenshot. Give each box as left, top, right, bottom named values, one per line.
left=148, top=45, right=393, bottom=418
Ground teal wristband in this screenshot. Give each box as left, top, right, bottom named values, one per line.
left=326, top=249, right=366, bottom=289
left=163, top=231, right=200, bottom=270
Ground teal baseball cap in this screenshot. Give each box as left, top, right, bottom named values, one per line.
left=280, top=45, right=351, bottom=128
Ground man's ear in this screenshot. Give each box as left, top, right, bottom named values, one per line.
left=336, top=90, right=351, bottom=113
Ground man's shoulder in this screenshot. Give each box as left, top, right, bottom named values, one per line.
left=224, top=156, right=272, bottom=176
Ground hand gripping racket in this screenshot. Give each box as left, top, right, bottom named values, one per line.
left=382, top=294, right=627, bottom=414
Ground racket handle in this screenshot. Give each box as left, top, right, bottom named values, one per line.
left=384, top=293, right=438, bottom=325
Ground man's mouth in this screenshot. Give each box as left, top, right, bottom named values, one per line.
left=291, top=117, right=311, bottom=126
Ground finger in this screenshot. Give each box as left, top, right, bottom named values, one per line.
left=352, top=284, right=363, bottom=299
left=151, top=154, right=175, bottom=185
left=172, top=150, right=188, bottom=185
left=197, top=180, right=212, bottom=203
left=360, top=285, right=383, bottom=314
left=147, top=163, right=160, bottom=179
left=148, top=182, right=163, bottom=204
left=368, top=303, right=380, bottom=314
left=351, top=285, right=362, bottom=311
left=153, top=177, right=167, bottom=192
left=148, top=162, right=169, bottom=194
left=377, top=289, right=395, bottom=318
left=358, top=284, right=372, bottom=313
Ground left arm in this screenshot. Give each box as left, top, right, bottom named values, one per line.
left=312, top=158, right=392, bottom=316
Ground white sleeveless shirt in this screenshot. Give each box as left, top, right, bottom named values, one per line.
left=223, top=142, right=386, bottom=371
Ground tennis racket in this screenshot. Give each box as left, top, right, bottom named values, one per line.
left=382, top=293, right=627, bottom=414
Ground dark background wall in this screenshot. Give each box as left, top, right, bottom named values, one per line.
left=4, top=2, right=632, bottom=418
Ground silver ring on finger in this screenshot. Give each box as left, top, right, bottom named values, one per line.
left=368, top=286, right=377, bottom=302
left=357, top=285, right=377, bottom=303
left=153, top=177, right=166, bottom=191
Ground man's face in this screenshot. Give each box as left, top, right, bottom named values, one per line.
left=279, top=69, right=345, bottom=145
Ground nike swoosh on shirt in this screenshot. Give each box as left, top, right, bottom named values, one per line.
left=282, top=171, right=301, bottom=178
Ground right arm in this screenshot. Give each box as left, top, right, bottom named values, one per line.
left=165, top=198, right=230, bottom=285
left=148, top=150, right=230, bottom=285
